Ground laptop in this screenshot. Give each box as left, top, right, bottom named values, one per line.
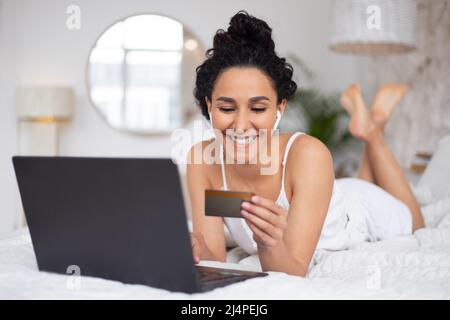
left=12, top=156, right=267, bottom=293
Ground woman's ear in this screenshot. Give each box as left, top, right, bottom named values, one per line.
left=278, top=98, right=287, bottom=116
left=205, top=96, right=212, bottom=114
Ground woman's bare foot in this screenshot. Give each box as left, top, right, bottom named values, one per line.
left=371, top=83, right=409, bottom=128
left=340, top=84, right=376, bottom=141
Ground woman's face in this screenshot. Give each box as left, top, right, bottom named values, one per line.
left=206, top=67, right=286, bottom=164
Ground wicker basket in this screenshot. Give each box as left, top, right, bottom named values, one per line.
left=329, top=0, right=417, bottom=55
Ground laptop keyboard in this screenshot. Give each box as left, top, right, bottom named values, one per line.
left=196, top=266, right=250, bottom=283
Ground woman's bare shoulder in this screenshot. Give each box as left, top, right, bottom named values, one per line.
left=286, top=133, right=333, bottom=173
left=283, top=133, right=334, bottom=205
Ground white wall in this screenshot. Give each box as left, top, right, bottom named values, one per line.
left=0, top=0, right=368, bottom=234
left=367, top=0, right=450, bottom=167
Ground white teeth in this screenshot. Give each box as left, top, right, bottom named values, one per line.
left=228, top=135, right=257, bottom=145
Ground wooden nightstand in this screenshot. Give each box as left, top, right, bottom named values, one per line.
left=406, top=151, right=433, bottom=186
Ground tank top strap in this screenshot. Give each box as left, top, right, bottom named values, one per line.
left=219, top=144, right=228, bottom=190
left=280, top=132, right=305, bottom=192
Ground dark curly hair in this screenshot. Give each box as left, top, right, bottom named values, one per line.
left=194, top=10, right=297, bottom=120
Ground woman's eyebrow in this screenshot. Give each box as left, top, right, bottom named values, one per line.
left=216, top=96, right=235, bottom=103
left=248, top=96, right=270, bottom=103
left=215, top=96, right=270, bottom=103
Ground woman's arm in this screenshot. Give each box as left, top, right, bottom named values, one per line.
left=282, top=136, right=334, bottom=273
left=242, top=195, right=309, bottom=276
left=187, top=141, right=227, bottom=262
left=241, top=135, right=334, bottom=276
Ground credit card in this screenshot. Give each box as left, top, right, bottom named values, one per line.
left=205, top=189, right=254, bottom=218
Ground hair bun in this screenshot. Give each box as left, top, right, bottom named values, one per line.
left=213, top=11, right=275, bottom=53
left=195, top=11, right=297, bottom=120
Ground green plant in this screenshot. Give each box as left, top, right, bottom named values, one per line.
left=289, top=88, right=355, bottom=154
left=286, top=54, right=356, bottom=154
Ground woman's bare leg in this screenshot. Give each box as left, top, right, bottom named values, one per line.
left=358, top=146, right=375, bottom=183
left=366, top=129, right=424, bottom=231
left=340, top=84, right=425, bottom=231
left=341, top=84, right=375, bottom=183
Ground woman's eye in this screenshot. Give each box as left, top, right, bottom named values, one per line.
left=252, top=108, right=266, bottom=113
left=219, top=107, right=234, bottom=113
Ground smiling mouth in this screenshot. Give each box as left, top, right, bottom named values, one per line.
left=226, top=134, right=258, bottom=146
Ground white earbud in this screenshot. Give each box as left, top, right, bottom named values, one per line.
left=273, top=110, right=282, bottom=130
left=209, top=111, right=213, bottom=128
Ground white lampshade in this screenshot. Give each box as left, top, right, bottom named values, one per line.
left=16, top=87, right=75, bottom=120
left=329, top=0, right=417, bottom=55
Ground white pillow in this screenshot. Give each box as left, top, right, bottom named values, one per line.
left=416, top=135, right=450, bottom=204
left=421, top=197, right=450, bottom=228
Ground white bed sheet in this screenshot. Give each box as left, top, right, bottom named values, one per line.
left=1, top=197, right=450, bottom=299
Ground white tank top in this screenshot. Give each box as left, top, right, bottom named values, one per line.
left=220, top=132, right=370, bottom=255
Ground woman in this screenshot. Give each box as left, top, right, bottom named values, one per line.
left=187, top=11, right=424, bottom=276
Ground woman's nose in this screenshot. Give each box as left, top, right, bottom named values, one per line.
left=233, top=111, right=251, bottom=131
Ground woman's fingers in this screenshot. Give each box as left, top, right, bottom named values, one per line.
left=190, top=234, right=201, bottom=264
left=241, top=201, right=277, bottom=225
left=250, top=195, right=286, bottom=216
left=241, top=201, right=287, bottom=229
left=240, top=196, right=288, bottom=247
left=192, top=242, right=201, bottom=264
left=193, top=247, right=200, bottom=264
left=247, top=221, right=277, bottom=247
left=242, top=209, right=283, bottom=240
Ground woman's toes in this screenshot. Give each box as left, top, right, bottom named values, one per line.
left=340, top=84, right=375, bottom=141
left=340, top=84, right=361, bottom=114
left=340, top=94, right=353, bottom=112
left=371, top=83, right=409, bottom=126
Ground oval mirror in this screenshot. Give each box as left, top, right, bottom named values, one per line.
left=87, top=14, right=204, bottom=134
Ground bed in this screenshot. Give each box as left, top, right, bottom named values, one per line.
left=2, top=137, right=450, bottom=299
left=0, top=193, right=449, bottom=299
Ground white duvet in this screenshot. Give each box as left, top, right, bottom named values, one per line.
left=1, top=194, right=450, bottom=299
